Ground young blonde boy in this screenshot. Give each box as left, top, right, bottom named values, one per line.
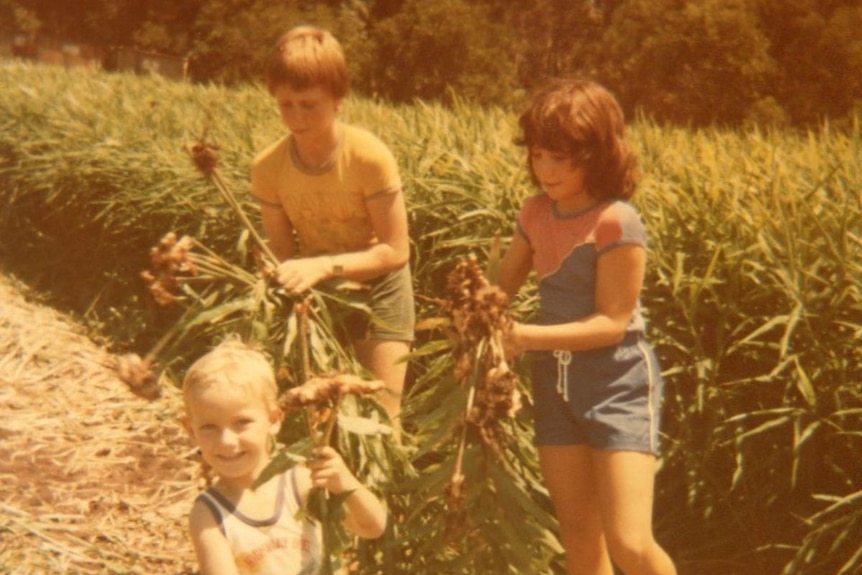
left=251, top=26, right=414, bottom=433
left=182, top=339, right=386, bottom=575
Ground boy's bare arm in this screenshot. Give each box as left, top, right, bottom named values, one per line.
left=307, top=446, right=387, bottom=539
left=324, top=189, right=410, bottom=283
left=189, top=499, right=241, bottom=575
left=340, top=482, right=387, bottom=539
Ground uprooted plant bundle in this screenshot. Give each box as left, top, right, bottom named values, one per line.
left=393, top=252, right=561, bottom=574
left=116, top=128, right=358, bottom=390
left=280, top=372, right=385, bottom=447
left=445, top=254, right=522, bottom=456
left=444, top=255, right=522, bottom=514
left=436, top=254, right=523, bottom=530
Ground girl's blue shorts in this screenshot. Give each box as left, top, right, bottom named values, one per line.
left=531, top=333, right=665, bottom=456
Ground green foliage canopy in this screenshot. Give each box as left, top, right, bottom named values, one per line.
left=600, top=0, right=773, bottom=125
left=4, top=0, right=862, bottom=126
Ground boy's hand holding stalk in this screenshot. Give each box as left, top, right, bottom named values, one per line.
left=308, top=446, right=387, bottom=540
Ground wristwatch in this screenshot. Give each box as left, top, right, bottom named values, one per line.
left=330, top=256, right=344, bottom=277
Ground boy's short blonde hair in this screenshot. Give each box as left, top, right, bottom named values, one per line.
left=182, top=338, right=279, bottom=413
left=265, top=25, right=349, bottom=98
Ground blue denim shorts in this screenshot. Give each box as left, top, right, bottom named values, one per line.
left=531, top=333, right=665, bottom=455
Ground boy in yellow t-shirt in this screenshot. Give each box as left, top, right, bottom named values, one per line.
left=251, top=26, right=414, bottom=434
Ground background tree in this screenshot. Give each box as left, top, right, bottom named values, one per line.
left=187, top=0, right=297, bottom=85
left=367, top=0, right=517, bottom=106
left=187, top=0, right=368, bottom=87
left=17, top=0, right=133, bottom=47
left=507, top=0, right=607, bottom=93
left=127, top=0, right=204, bottom=56
left=1, top=0, right=40, bottom=52
left=599, top=0, right=773, bottom=126
left=756, top=0, right=862, bottom=125
left=4, top=0, right=862, bottom=127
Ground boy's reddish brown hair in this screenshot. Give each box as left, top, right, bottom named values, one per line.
left=265, top=25, right=350, bottom=98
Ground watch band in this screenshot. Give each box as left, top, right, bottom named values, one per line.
left=330, top=256, right=344, bottom=277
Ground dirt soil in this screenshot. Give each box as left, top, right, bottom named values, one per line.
left=0, top=273, right=199, bottom=574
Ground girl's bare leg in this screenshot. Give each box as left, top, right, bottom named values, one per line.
left=539, top=445, right=615, bottom=575
left=592, top=450, right=677, bottom=575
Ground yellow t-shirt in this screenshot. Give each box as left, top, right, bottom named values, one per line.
left=251, top=124, right=402, bottom=256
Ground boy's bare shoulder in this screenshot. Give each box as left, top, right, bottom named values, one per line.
left=188, top=493, right=219, bottom=531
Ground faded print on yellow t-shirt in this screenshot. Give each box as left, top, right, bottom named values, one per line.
left=251, top=124, right=401, bottom=256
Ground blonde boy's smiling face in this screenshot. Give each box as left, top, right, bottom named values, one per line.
left=273, top=84, right=341, bottom=140
left=186, top=384, right=281, bottom=488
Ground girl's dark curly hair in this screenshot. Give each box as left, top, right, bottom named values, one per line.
left=516, top=79, right=639, bottom=201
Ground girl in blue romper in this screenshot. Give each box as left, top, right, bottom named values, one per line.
left=497, top=79, right=677, bottom=575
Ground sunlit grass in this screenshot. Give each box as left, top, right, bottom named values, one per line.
left=0, top=60, right=860, bottom=575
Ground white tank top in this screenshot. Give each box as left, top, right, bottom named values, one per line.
left=196, top=469, right=322, bottom=575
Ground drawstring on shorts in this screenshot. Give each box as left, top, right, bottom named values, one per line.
left=553, top=350, right=572, bottom=401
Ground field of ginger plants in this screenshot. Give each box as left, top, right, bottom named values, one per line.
left=1, top=60, right=860, bottom=575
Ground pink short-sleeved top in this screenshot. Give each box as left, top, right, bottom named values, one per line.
left=516, top=195, right=648, bottom=331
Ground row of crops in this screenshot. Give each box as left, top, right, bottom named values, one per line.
left=1, top=61, right=860, bottom=575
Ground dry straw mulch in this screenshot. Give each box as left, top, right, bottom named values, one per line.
left=0, top=273, right=199, bottom=574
